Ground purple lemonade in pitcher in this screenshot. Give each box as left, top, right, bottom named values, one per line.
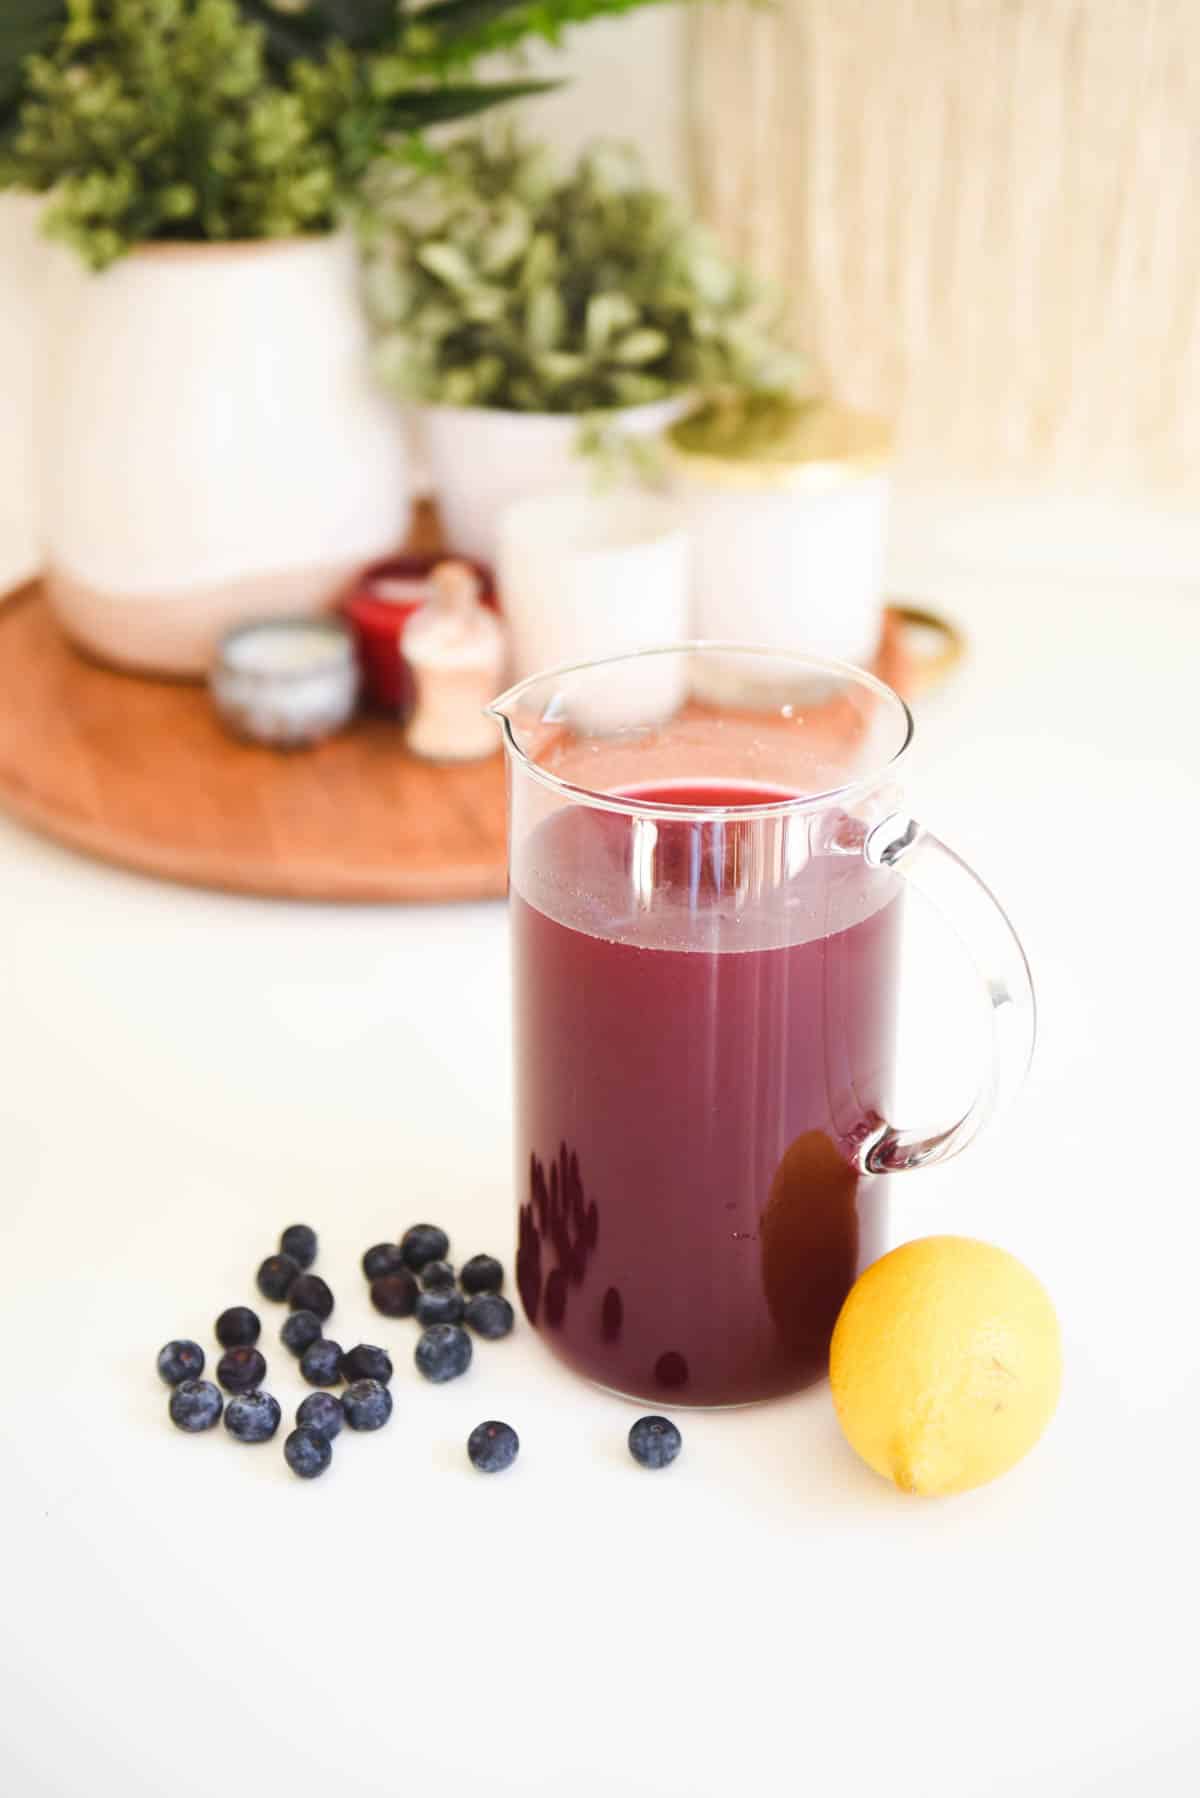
left=512, top=781, right=903, bottom=1407
left=495, top=644, right=1034, bottom=1410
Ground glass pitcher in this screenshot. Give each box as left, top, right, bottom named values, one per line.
left=489, top=646, right=1034, bottom=1408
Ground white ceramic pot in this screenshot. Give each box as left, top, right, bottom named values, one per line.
left=0, top=195, right=47, bottom=596
left=40, top=232, right=411, bottom=676
left=664, top=400, right=893, bottom=673
left=418, top=395, right=687, bottom=568
left=675, top=478, right=890, bottom=668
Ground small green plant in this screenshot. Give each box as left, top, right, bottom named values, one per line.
left=361, top=132, right=802, bottom=413
left=0, top=0, right=683, bottom=267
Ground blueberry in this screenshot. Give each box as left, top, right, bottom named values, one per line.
left=216, top=1345, right=267, bottom=1393
left=296, top=1391, right=344, bottom=1440
left=300, top=1339, right=344, bottom=1387
left=370, top=1271, right=418, bottom=1318
left=401, top=1223, right=450, bottom=1273
left=420, top=1259, right=456, bottom=1293
left=460, top=1254, right=504, bottom=1296
left=342, top=1378, right=393, bottom=1432
left=280, top=1309, right=324, bottom=1357
left=415, top=1289, right=465, bottom=1326
left=464, top=1293, right=514, bottom=1340
left=169, top=1379, right=223, bottom=1432
left=467, top=1420, right=519, bottom=1474
left=339, top=1343, right=393, bottom=1386
left=257, top=1253, right=300, bottom=1302
left=285, top=1426, right=333, bottom=1480
left=157, top=1340, right=205, bottom=1386
left=224, top=1390, right=282, bottom=1444
left=279, top=1224, right=317, bottom=1270
left=415, top=1323, right=472, bottom=1384
left=628, top=1415, right=682, bottom=1471
left=362, top=1242, right=406, bottom=1282
left=289, top=1274, right=334, bottom=1321
left=215, top=1306, right=260, bottom=1349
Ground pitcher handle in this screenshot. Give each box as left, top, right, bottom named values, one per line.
left=856, top=812, right=1037, bottom=1175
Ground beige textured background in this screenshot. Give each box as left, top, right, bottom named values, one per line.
left=6, top=6, right=1198, bottom=591
left=688, top=1, right=1200, bottom=498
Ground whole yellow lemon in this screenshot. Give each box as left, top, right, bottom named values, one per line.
left=829, top=1235, right=1062, bottom=1496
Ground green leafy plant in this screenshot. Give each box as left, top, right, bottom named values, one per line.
left=0, top=3, right=63, bottom=145
left=0, top=0, right=681, bottom=266
left=361, top=132, right=801, bottom=414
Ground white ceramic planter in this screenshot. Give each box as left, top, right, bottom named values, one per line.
left=418, top=395, right=687, bottom=568
left=40, top=232, right=411, bottom=676
left=0, top=195, right=47, bottom=596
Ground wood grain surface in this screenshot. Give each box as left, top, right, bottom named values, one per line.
left=0, top=583, right=948, bottom=903
left=0, top=584, right=508, bottom=902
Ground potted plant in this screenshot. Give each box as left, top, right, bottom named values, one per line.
left=0, top=0, right=672, bottom=676
left=0, top=7, right=57, bottom=594
left=360, top=132, right=801, bottom=564
left=0, top=187, right=44, bottom=597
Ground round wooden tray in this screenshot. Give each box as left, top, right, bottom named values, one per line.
left=0, top=586, right=958, bottom=903
left=0, top=584, right=508, bottom=902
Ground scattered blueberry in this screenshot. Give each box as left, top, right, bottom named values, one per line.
left=285, top=1426, right=333, bottom=1480
left=628, top=1415, right=682, bottom=1470
left=415, top=1289, right=465, bottom=1326
left=300, top=1339, right=344, bottom=1387
left=362, top=1242, right=406, bottom=1281
left=157, top=1340, right=205, bottom=1386
left=401, top=1223, right=450, bottom=1272
left=467, top=1420, right=519, bottom=1474
left=420, top=1259, right=456, bottom=1293
left=280, top=1224, right=317, bottom=1270
left=288, top=1273, right=334, bottom=1321
left=415, top=1322, right=472, bottom=1384
left=280, top=1309, right=324, bottom=1358
left=217, top=1345, right=268, bottom=1393
left=342, top=1378, right=394, bottom=1432
left=169, top=1379, right=223, bottom=1432
left=296, top=1391, right=344, bottom=1440
left=215, top=1306, right=260, bottom=1349
left=460, top=1254, right=504, bottom=1296
left=224, top=1390, right=282, bottom=1444
left=464, top=1293, right=514, bottom=1341
left=370, top=1271, right=418, bottom=1318
left=257, top=1253, right=300, bottom=1302
left=339, top=1343, right=393, bottom=1386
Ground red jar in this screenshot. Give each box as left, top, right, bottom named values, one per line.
left=340, top=553, right=496, bottom=718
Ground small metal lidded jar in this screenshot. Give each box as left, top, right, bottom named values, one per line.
left=664, top=394, right=893, bottom=671
left=210, top=617, right=360, bottom=749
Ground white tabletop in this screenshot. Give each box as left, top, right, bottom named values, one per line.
left=2, top=519, right=1199, bottom=1797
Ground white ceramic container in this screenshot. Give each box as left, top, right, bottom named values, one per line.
left=419, top=394, right=687, bottom=568
left=497, top=491, right=689, bottom=732
left=665, top=398, right=893, bottom=670
left=0, top=194, right=47, bottom=595
left=40, top=232, right=412, bottom=676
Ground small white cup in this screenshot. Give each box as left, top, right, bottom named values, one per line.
left=497, top=492, right=690, bottom=733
